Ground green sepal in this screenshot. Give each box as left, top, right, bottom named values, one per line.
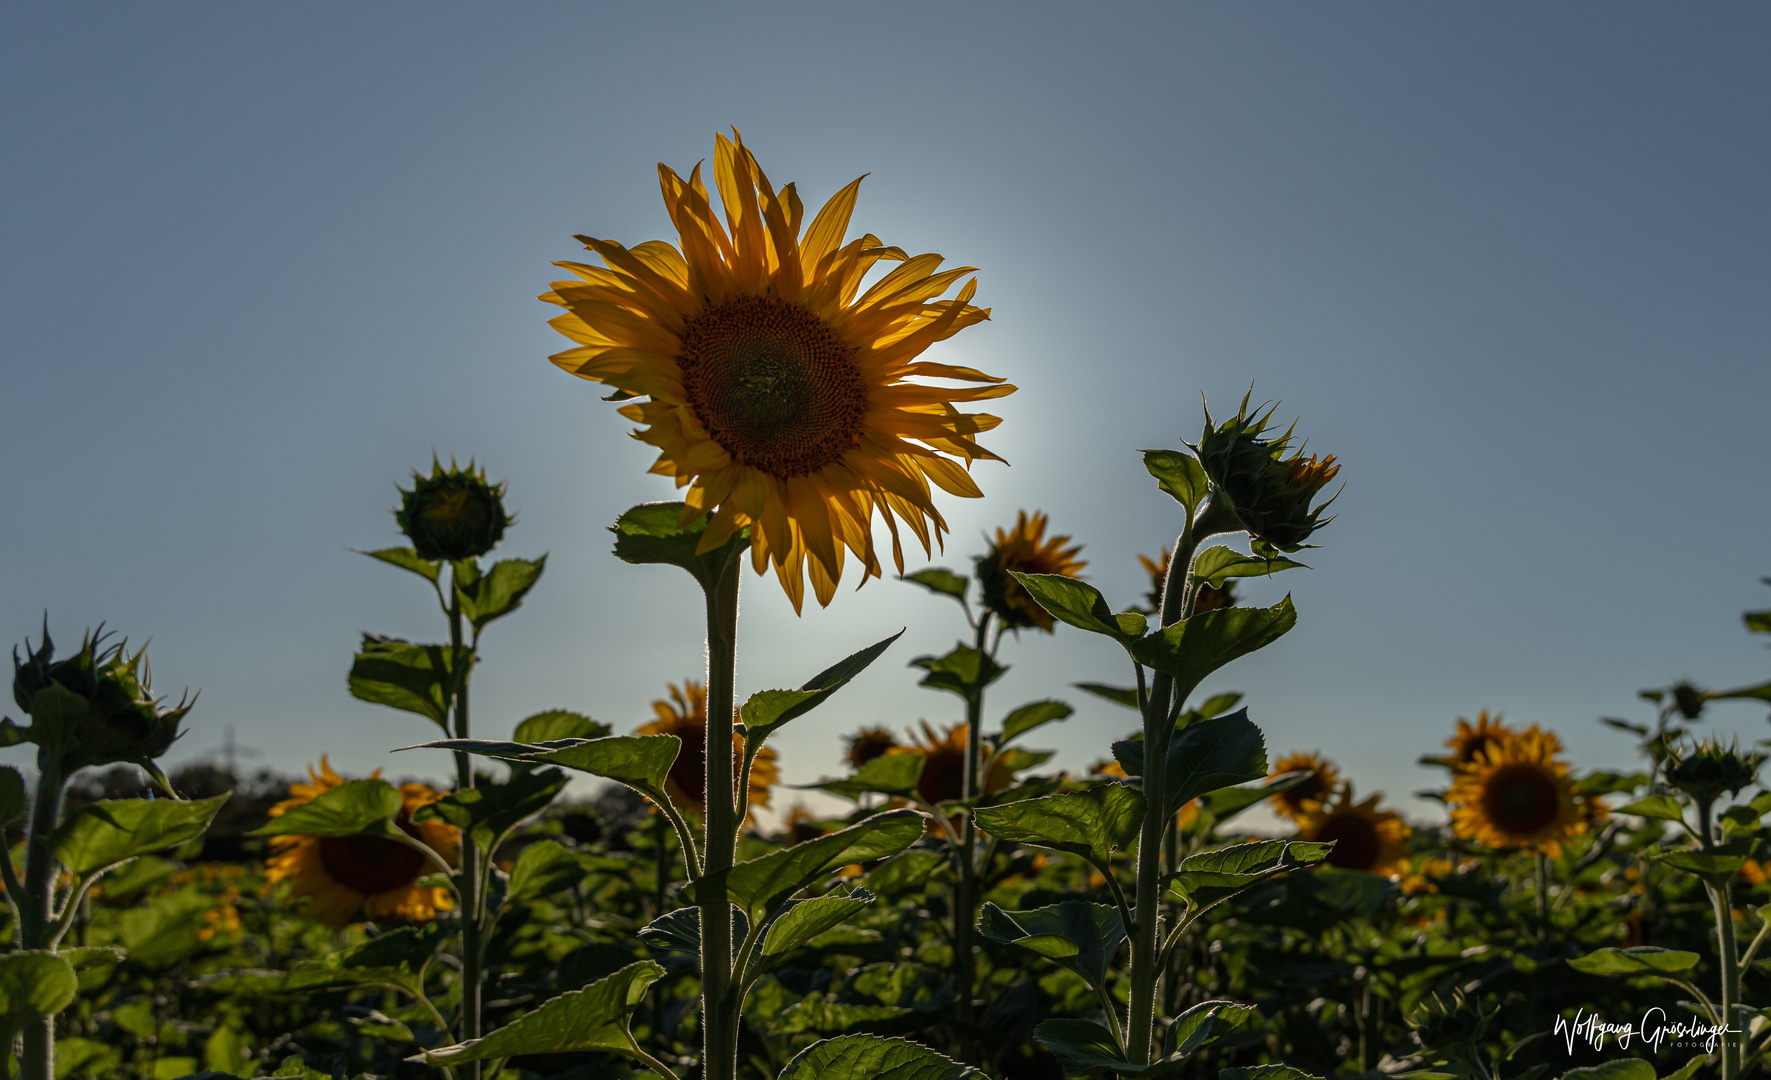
left=347, top=635, right=471, bottom=729
left=50, top=794, right=230, bottom=876
left=973, top=783, right=1144, bottom=883
left=687, top=809, right=925, bottom=926
left=0, top=951, right=78, bottom=1030
left=763, top=886, right=875, bottom=958
left=610, top=501, right=750, bottom=591
left=356, top=547, right=440, bottom=583
left=250, top=779, right=402, bottom=837
left=1124, top=600, right=1297, bottom=700
left=412, top=768, right=568, bottom=855
left=741, top=631, right=903, bottom=746
left=456, top=555, right=547, bottom=629
left=910, top=643, right=1007, bottom=701
left=512, top=709, right=609, bottom=743
left=997, top=700, right=1072, bottom=747
left=777, top=1034, right=982, bottom=1080
left=1567, top=946, right=1701, bottom=977
left=1008, top=574, right=1146, bottom=640
left=977, top=900, right=1124, bottom=991
left=416, top=961, right=664, bottom=1065
left=806, top=754, right=925, bottom=802
left=1143, top=448, right=1210, bottom=513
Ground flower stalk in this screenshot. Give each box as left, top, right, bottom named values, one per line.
left=19, top=750, right=65, bottom=1080
left=699, top=549, right=743, bottom=1080
left=445, top=577, right=483, bottom=1079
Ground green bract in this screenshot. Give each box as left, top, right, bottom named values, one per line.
left=7, top=624, right=192, bottom=774
left=395, top=457, right=511, bottom=561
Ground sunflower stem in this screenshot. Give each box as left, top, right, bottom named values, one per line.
left=955, top=609, right=993, bottom=1058
left=1126, top=509, right=1202, bottom=1065
left=19, top=749, right=65, bottom=1080
left=699, top=548, right=743, bottom=1080
left=1698, top=796, right=1742, bottom=1079
left=446, top=574, right=482, bottom=1080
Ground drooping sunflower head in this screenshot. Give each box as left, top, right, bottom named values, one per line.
left=10, top=622, right=191, bottom=775
left=1268, top=751, right=1342, bottom=823
left=975, top=511, right=1086, bottom=632
left=1189, top=394, right=1339, bottom=551
left=1665, top=737, right=1763, bottom=804
left=845, top=725, right=900, bottom=769
left=637, top=679, right=778, bottom=818
left=543, top=132, right=1013, bottom=612
left=264, top=757, right=459, bottom=928
left=395, top=458, right=511, bottom=562
left=1137, top=548, right=1235, bottom=617
left=1447, top=726, right=1584, bottom=857
left=1298, top=786, right=1411, bottom=876
left=1446, top=709, right=1513, bottom=768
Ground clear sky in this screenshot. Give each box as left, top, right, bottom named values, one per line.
left=4, top=3, right=1769, bottom=825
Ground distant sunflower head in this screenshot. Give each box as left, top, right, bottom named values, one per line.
left=264, top=757, right=459, bottom=928
left=542, top=131, right=1012, bottom=612
left=395, top=458, right=511, bottom=562
left=976, top=511, right=1086, bottom=632
left=1268, top=751, right=1341, bottom=823
left=891, top=721, right=1009, bottom=805
left=781, top=803, right=831, bottom=846
left=637, top=679, right=778, bottom=819
left=1447, top=726, right=1584, bottom=857
left=1446, top=710, right=1512, bottom=768
left=1298, top=786, right=1411, bottom=875
left=845, top=726, right=900, bottom=769
left=1189, top=394, right=1339, bottom=551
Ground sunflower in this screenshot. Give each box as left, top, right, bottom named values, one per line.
left=637, top=679, right=778, bottom=819
left=1446, top=726, right=1585, bottom=857
left=264, top=757, right=458, bottom=928
left=845, top=726, right=900, bottom=769
left=1298, top=786, right=1411, bottom=876
left=1268, top=751, right=1341, bottom=823
left=542, top=132, right=1011, bottom=612
left=1137, top=549, right=1235, bottom=617
left=780, top=803, right=831, bottom=845
left=975, top=511, right=1086, bottom=631
left=891, top=721, right=1010, bottom=805
left=1445, top=710, right=1513, bottom=768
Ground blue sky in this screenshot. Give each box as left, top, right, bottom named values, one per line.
left=4, top=3, right=1768, bottom=824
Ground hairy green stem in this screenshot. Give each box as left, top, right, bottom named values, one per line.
left=955, top=610, right=993, bottom=1054
left=447, top=582, right=483, bottom=1080
left=20, top=750, right=65, bottom=1080
left=699, top=551, right=742, bottom=1080
left=1698, top=798, right=1741, bottom=1079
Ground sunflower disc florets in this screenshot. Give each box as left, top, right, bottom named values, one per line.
left=1188, top=395, right=1338, bottom=551
left=395, top=458, right=511, bottom=562
left=1666, top=738, right=1763, bottom=804
left=8, top=622, right=191, bottom=773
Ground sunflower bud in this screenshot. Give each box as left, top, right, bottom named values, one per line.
left=1665, top=739, right=1762, bottom=804
left=395, top=459, right=511, bottom=562
left=1670, top=680, right=1711, bottom=721
left=1189, top=397, right=1338, bottom=551
left=1408, top=990, right=1493, bottom=1058
left=974, top=511, right=1086, bottom=632
left=8, top=622, right=192, bottom=774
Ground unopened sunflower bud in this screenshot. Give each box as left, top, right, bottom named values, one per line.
left=395, top=459, right=511, bottom=562
left=1189, top=396, right=1339, bottom=550
left=1666, top=738, right=1762, bottom=803
left=1409, top=990, right=1492, bottom=1056
left=1670, top=680, right=1711, bottom=721
left=9, top=622, right=192, bottom=774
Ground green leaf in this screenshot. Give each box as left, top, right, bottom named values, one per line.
left=1009, top=574, right=1146, bottom=640
left=250, top=779, right=402, bottom=837
left=860, top=850, right=949, bottom=898
left=1618, top=794, right=1686, bottom=823
left=508, top=839, right=584, bottom=901
left=1221, top=1067, right=1323, bottom=1080
left=1199, top=771, right=1311, bottom=825
left=974, top=783, right=1145, bottom=880
left=764, top=886, right=876, bottom=957
left=204, top=1024, right=252, bottom=1076
left=701, top=809, right=926, bottom=924
left=1651, top=845, right=1752, bottom=883
left=977, top=901, right=1124, bottom=990
left=778, top=1034, right=982, bottom=1080
left=1036, top=1006, right=1261, bottom=1079
left=1125, top=600, right=1297, bottom=698
left=1567, top=946, right=1701, bottom=977
left=1556, top=1060, right=1657, bottom=1080
left=347, top=634, right=470, bottom=729
left=1715, top=679, right=1771, bottom=704
left=50, top=794, right=230, bottom=876
left=457, top=555, right=547, bottom=629
left=283, top=925, right=448, bottom=996
left=1143, top=449, right=1210, bottom=512
left=998, top=700, right=1073, bottom=746
left=0, top=951, right=78, bottom=1029
left=911, top=643, right=1007, bottom=701
left=610, top=501, right=750, bottom=591
left=1167, top=999, right=1259, bottom=1059
left=1287, top=866, right=1395, bottom=920
left=418, top=961, right=663, bottom=1065
left=808, top=753, right=925, bottom=802
left=902, top=567, right=970, bottom=603
left=0, top=766, right=26, bottom=828
left=413, top=768, right=568, bottom=854
left=54, top=1036, right=124, bottom=1079
left=512, top=709, right=610, bottom=743
left=1746, top=610, right=1771, bottom=635
left=1075, top=682, right=1140, bottom=709
left=1032, top=1019, right=1130, bottom=1076
left=1194, top=692, right=1245, bottom=719
left=637, top=907, right=721, bottom=955
left=1165, top=840, right=1332, bottom=917
left=1164, top=710, right=1269, bottom=817
left=1191, top=546, right=1307, bottom=587
left=358, top=546, right=440, bottom=583
left=743, top=631, right=904, bottom=745
left=417, top=735, right=679, bottom=810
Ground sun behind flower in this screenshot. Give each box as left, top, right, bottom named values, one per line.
left=264, top=757, right=459, bottom=928
left=542, top=132, right=1013, bottom=611
left=1298, top=786, right=1411, bottom=876
left=637, top=679, right=778, bottom=819
left=975, top=510, right=1086, bottom=632
left=1447, top=726, right=1585, bottom=857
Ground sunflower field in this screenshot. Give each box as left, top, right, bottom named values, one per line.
left=6, top=133, right=1771, bottom=1080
